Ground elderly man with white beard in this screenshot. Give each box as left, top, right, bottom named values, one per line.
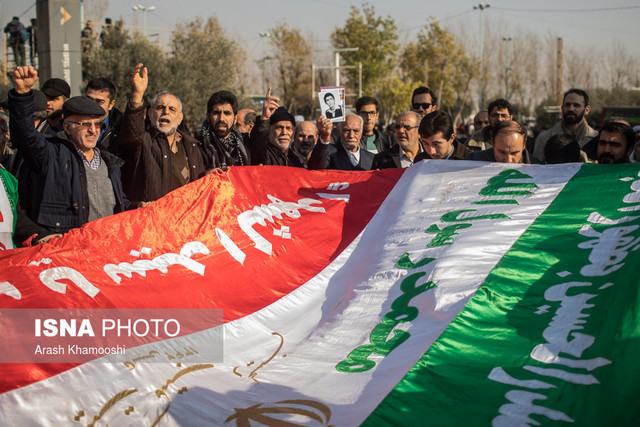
left=308, top=114, right=374, bottom=171
left=250, top=88, right=318, bottom=167
left=119, top=63, right=208, bottom=201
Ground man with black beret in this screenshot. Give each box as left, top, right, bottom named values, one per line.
left=40, top=77, right=71, bottom=134
left=250, top=88, right=304, bottom=167
left=8, top=66, right=136, bottom=234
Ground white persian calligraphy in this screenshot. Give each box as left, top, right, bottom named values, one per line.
left=104, top=241, right=209, bottom=284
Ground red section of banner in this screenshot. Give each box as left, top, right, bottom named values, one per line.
left=0, top=166, right=403, bottom=393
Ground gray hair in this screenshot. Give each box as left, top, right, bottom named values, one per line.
left=150, top=91, right=183, bottom=113
left=338, top=113, right=364, bottom=132
left=397, top=110, right=421, bottom=124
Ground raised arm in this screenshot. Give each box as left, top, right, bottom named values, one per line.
left=8, top=67, right=50, bottom=173
left=250, top=87, right=280, bottom=165
left=118, top=63, right=148, bottom=156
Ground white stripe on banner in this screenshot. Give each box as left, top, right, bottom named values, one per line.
left=0, top=161, right=582, bottom=426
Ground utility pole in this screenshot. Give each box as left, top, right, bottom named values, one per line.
left=36, top=0, right=83, bottom=95
left=474, top=3, right=490, bottom=109
left=258, top=32, right=272, bottom=90
left=313, top=47, right=361, bottom=101
left=555, top=37, right=564, bottom=106
left=503, top=36, right=512, bottom=99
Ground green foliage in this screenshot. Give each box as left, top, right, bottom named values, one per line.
left=268, top=22, right=312, bottom=117
left=168, top=17, right=243, bottom=130
left=331, top=3, right=398, bottom=96
left=81, top=18, right=242, bottom=130
left=376, top=75, right=416, bottom=125
left=400, top=22, right=475, bottom=115
left=82, top=20, right=169, bottom=111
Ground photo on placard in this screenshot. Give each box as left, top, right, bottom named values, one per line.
left=318, top=87, right=345, bottom=122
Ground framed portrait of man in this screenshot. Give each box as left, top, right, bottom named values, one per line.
left=318, top=86, right=345, bottom=122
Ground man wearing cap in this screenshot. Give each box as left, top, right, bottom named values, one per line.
left=40, top=77, right=70, bottom=134
left=119, top=63, right=207, bottom=201
left=8, top=66, right=133, bottom=234
left=250, top=88, right=305, bottom=167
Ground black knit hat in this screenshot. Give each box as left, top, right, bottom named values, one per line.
left=269, top=106, right=295, bottom=127
left=62, top=96, right=105, bottom=118
left=41, top=78, right=71, bottom=98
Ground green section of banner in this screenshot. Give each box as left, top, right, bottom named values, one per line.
left=0, top=166, right=18, bottom=238
left=364, top=164, right=640, bottom=426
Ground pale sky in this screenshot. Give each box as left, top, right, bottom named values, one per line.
left=3, top=1, right=639, bottom=67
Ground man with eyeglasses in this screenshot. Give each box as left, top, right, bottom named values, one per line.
left=372, top=111, right=423, bottom=169
left=466, top=98, right=513, bottom=152
left=8, top=66, right=135, bottom=234
left=410, top=86, right=437, bottom=117
left=355, top=96, right=391, bottom=154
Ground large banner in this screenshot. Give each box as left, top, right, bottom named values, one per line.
left=0, top=161, right=638, bottom=426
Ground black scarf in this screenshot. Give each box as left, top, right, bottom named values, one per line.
left=200, top=120, right=246, bottom=167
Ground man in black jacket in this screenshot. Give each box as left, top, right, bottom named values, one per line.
left=355, top=96, right=391, bottom=154
left=372, top=111, right=423, bottom=169
left=120, top=63, right=208, bottom=201
left=250, top=88, right=303, bottom=167
left=309, top=114, right=374, bottom=171
left=415, top=110, right=469, bottom=161
left=468, top=120, right=541, bottom=164
left=9, top=66, right=134, bottom=234
left=85, top=78, right=123, bottom=158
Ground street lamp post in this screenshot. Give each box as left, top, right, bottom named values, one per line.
left=503, top=37, right=512, bottom=99
left=132, top=4, right=156, bottom=36
left=258, top=32, right=272, bottom=90
left=473, top=3, right=490, bottom=109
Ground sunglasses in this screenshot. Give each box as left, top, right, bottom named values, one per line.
left=412, top=102, right=432, bottom=110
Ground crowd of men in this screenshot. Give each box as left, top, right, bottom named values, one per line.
left=1, top=63, right=639, bottom=247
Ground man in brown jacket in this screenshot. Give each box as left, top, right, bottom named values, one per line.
left=119, top=63, right=208, bottom=201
